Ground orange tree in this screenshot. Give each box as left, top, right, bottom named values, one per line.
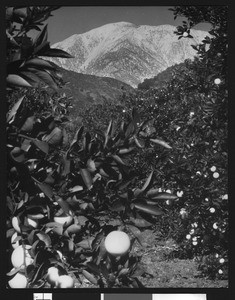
left=79, top=5, right=228, bottom=280
left=169, top=5, right=228, bottom=279
left=6, top=7, right=176, bottom=288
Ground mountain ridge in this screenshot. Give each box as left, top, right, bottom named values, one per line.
left=58, top=67, right=135, bottom=118
left=48, top=22, right=209, bottom=87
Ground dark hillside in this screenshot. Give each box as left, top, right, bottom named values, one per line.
left=59, top=67, right=135, bottom=117
left=138, top=60, right=191, bottom=91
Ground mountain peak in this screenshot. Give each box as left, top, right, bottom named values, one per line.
left=101, top=21, right=136, bottom=27
left=49, top=22, right=208, bottom=87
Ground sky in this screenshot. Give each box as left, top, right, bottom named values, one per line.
left=45, top=6, right=211, bottom=45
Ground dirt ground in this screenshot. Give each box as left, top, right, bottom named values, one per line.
left=76, top=229, right=228, bottom=288
left=132, top=229, right=228, bottom=288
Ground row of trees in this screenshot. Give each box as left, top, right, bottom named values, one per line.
left=6, top=5, right=228, bottom=288
left=79, top=5, right=228, bottom=279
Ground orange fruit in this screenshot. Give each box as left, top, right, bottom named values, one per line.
left=46, top=266, right=60, bottom=285
left=214, top=78, right=221, bottom=85
left=8, top=270, right=27, bottom=288
left=11, top=245, right=33, bottom=268
left=57, top=275, right=74, bottom=288
left=104, top=230, right=130, bottom=256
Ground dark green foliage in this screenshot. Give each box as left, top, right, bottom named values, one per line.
left=6, top=6, right=73, bottom=90
left=6, top=5, right=228, bottom=287
left=138, top=62, right=188, bottom=91
left=77, top=5, right=228, bottom=280
left=6, top=6, right=171, bottom=286
left=58, top=68, right=135, bottom=118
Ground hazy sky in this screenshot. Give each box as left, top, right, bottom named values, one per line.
left=45, top=6, right=211, bottom=44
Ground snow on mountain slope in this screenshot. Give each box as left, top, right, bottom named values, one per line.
left=48, top=22, right=208, bottom=87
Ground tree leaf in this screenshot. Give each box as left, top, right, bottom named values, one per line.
left=115, top=179, right=133, bottom=190
left=20, top=116, right=36, bottom=132
left=70, top=125, right=84, bottom=148
left=61, top=155, right=70, bottom=176
left=25, top=204, right=47, bottom=216
left=106, top=120, right=113, bottom=137
left=18, top=71, right=44, bottom=88
left=83, top=132, right=91, bottom=153
left=7, top=96, right=24, bottom=123
left=150, top=138, right=172, bottom=149
left=34, top=25, right=48, bottom=51
left=42, top=127, right=63, bottom=145
left=66, top=224, right=82, bottom=235
left=27, top=213, right=45, bottom=220
left=102, top=164, right=119, bottom=179
left=82, top=270, right=98, bottom=285
left=29, top=262, right=47, bottom=285
left=134, top=136, right=145, bottom=148
left=32, top=139, right=49, bottom=154
left=80, top=168, right=92, bottom=189
left=125, top=121, right=135, bottom=138
left=69, top=185, right=84, bottom=193
left=36, top=182, right=54, bottom=198
left=118, top=268, right=129, bottom=277
left=76, top=238, right=94, bottom=249
left=131, top=277, right=145, bottom=288
left=86, top=262, right=101, bottom=276
left=24, top=57, right=55, bottom=69
left=146, top=189, right=161, bottom=198
left=126, top=225, right=142, bottom=246
left=110, top=200, right=125, bottom=212
left=20, top=139, right=31, bottom=153
left=54, top=196, right=71, bottom=215
left=6, top=74, right=32, bottom=88
left=26, top=67, right=58, bottom=90
left=104, top=120, right=113, bottom=148
left=111, top=154, right=127, bottom=166
left=134, top=203, right=163, bottom=216
left=75, top=215, right=89, bottom=226
left=133, top=188, right=143, bottom=198
left=40, top=48, right=74, bottom=58
left=7, top=267, right=22, bottom=276
left=118, top=147, right=135, bottom=155
left=130, top=217, right=152, bottom=228
left=45, top=222, right=63, bottom=236
left=29, top=278, right=45, bottom=288
left=36, top=232, right=52, bottom=247
left=150, top=192, right=178, bottom=200
left=141, top=171, right=154, bottom=192
left=10, top=147, right=26, bottom=163
left=87, top=159, right=96, bottom=173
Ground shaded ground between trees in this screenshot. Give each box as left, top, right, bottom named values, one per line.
left=77, top=229, right=228, bottom=288
left=133, top=229, right=228, bottom=288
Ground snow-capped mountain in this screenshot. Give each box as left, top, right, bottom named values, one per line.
left=49, top=22, right=208, bottom=88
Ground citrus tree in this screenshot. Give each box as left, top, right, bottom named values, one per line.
left=6, top=6, right=176, bottom=288
left=78, top=5, right=228, bottom=280
left=169, top=5, right=228, bottom=279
